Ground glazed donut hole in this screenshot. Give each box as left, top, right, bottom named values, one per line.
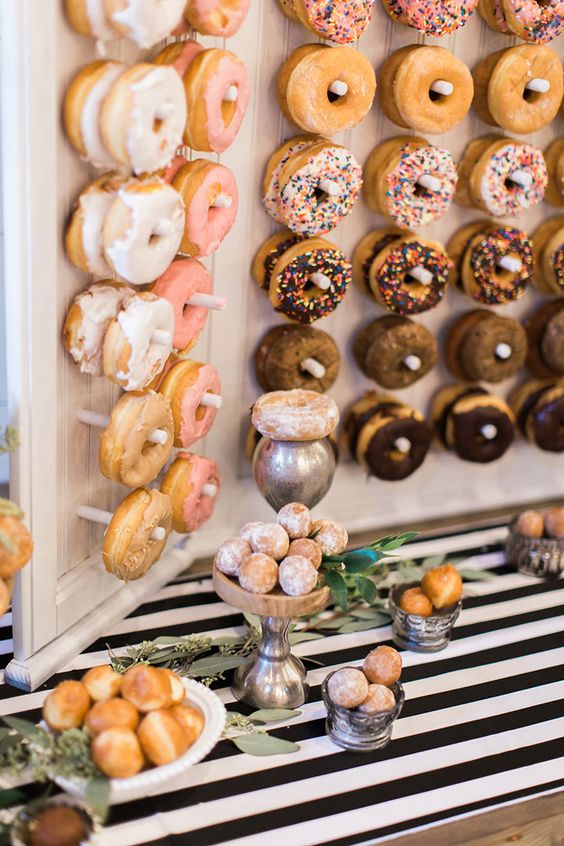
left=515, top=509, right=545, bottom=538
left=399, top=586, right=434, bottom=617
left=169, top=704, right=205, bottom=745
left=43, top=681, right=91, bottom=732
left=91, top=727, right=144, bottom=779
left=420, top=563, right=463, bottom=609
left=85, top=698, right=140, bottom=735
left=82, top=665, right=123, bottom=702
left=544, top=507, right=564, bottom=539
left=120, top=664, right=173, bottom=713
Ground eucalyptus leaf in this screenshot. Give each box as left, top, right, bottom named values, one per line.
left=211, top=636, right=246, bottom=647
left=324, top=568, right=348, bottom=611
left=231, top=733, right=300, bottom=756
left=146, top=648, right=179, bottom=663
left=338, top=614, right=390, bottom=633
left=85, top=776, right=111, bottom=822
left=350, top=605, right=386, bottom=619
left=316, top=615, right=354, bottom=630
left=0, top=788, right=26, bottom=808
left=0, top=733, right=22, bottom=754
left=378, top=532, right=418, bottom=551
left=288, top=631, right=325, bottom=644
left=152, top=636, right=190, bottom=646
left=421, top=554, right=446, bottom=570
left=249, top=709, right=301, bottom=723
left=458, top=568, right=495, bottom=581
left=189, top=655, right=250, bottom=677
left=355, top=576, right=377, bottom=605
left=2, top=717, right=50, bottom=747
left=243, top=612, right=261, bottom=631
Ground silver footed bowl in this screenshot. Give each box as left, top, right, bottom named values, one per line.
left=389, top=582, right=461, bottom=653
left=505, top=518, right=564, bottom=579
left=252, top=436, right=336, bottom=511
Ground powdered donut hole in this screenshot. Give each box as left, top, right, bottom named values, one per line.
left=357, top=683, right=396, bottom=714
left=277, top=502, right=312, bottom=539
left=249, top=522, right=290, bottom=560
left=238, top=553, right=279, bottom=594
left=214, top=537, right=251, bottom=577
left=311, top=519, right=348, bottom=555
left=288, top=537, right=323, bottom=569
left=240, top=521, right=263, bottom=543
left=278, top=555, right=318, bottom=596
left=545, top=507, right=564, bottom=539
left=327, top=667, right=369, bottom=708
left=363, top=645, right=402, bottom=686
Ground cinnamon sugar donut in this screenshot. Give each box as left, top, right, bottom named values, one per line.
left=445, top=310, right=527, bottom=383
left=252, top=389, right=339, bottom=441
left=292, top=0, right=375, bottom=43
left=65, top=173, right=126, bottom=277
left=545, top=139, right=564, bottom=207
left=159, top=360, right=221, bottom=448
left=510, top=378, right=564, bottom=452
left=151, top=258, right=216, bottom=354
left=183, top=0, right=251, bottom=36
left=254, top=324, right=340, bottom=393
left=353, top=316, right=438, bottom=389
left=432, top=385, right=515, bottom=463
left=161, top=452, right=220, bottom=533
left=532, top=217, right=564, bottom=295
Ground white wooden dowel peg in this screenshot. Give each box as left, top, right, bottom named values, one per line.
left=481, top=424, right=498, bottom=440
left=224, top=85, right=238, bottom=101
left=202, top=483, right=218, bottom=497
left=310, top=272, right=332, bottom=290
left=186, top=292, right=227, bottom=311
left=77, top=505, right=166, bottom=541
left=301, top=358, right=326, bottom=379
left=430, top=79, right=454, bottom=96
left=318, top=179, right=340, bottom=196
left=525, top=78, right=550, bottom=94
left=498, top=256, right=522, bottom=273
left=394, top=437, right=412, bottom=454
left=199, top=392, right=223, bottom=409
left=328, top=79, right=348, bottom=97
left=404, top=354, right=422, bottom=371
left=508, top=170, right=532, bottom=188
left=78, top=409, right=168, bottom=445
left=417, top=174, right=442, bottom=192
left=212, top=193, right=233, bottom=209
left=495, top=343, right=512, bottom=360
left=408, top=266, right=433, bottom=285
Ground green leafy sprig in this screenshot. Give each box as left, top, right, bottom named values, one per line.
left=224, top=709, right=301, bottom=756
left=0, top=428, right=19, bottom=458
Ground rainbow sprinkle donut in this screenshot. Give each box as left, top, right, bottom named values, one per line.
left=292, top=0, right=375, bottom=43
left=262, top=135, right=321, bottom=224
left=502, top=0, right=564, bottom=42
left=370, top=237, right=451, bottom=315
left=385, top=0, right=479, bottom=35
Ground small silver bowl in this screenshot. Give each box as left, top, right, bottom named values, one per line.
left=322, top=670, right=404, bottom=752
left=11, top=794, right=99, bottom=846
left=389, top=582, right=462, bottom=653
left=505, top=519, right=564, bottom=579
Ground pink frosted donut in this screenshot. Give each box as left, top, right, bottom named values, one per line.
left=160, top=360, right=222, bottom=448
left=184, top=0, right=251, bottom=36
left=154, top=38, right=203, bottom=78
left=152, top=258, right=224, bottom=353
left=162, top=451, right=220, bottom=533
left=502, top=0, right=564, bottom=42
left=294, top=0, right=375, bottom=43
left=392, top=0, right=479, bottom=34
left=183, top=48, right=250, bottom=154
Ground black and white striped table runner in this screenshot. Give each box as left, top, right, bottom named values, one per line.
left=0, top=526, right=562, bottom=846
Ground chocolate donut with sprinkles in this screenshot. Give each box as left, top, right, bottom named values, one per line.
left=251, top=229, right=303, bottom=291
left=268, top=237, right=352, bottom=324
left=382, top=0, right=480, bottom=36
left=352, top=227, right=405, bottom=295
left=368, top=236, right=451, bottom=315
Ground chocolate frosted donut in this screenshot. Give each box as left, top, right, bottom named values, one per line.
left=445, top=310, right=527, bottom=383
left=353, top=316, right=438, bottom=389
left=252, top=229, right=303, bottom=291
left=352, top=227, right=405, bottom=295
left=532, top=217, right=564, bottom=296
left=433, top=384, right=515, bottom=463
left=345, top=392, right=432, bottom=481
left=525, top=300, right=564, bottom=378
left=255, top=324, right=340, bottom=392
left=510, top=378, right=564, bottom=452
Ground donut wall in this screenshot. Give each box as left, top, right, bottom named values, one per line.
left=0, top=0, right=562, bottom=688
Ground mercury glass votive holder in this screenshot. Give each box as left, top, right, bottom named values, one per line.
left=389, top=582, right=462, bottom=653
left=505, top=518, right=564, bottom=579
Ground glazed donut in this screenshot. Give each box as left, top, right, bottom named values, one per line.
left=344, top=392, right=432, bottom=481
left=456, top=136, right=547, bottom=218
left=445, top=310, right=527, bottom=383
left=472, top=45, right=563, bottom=134
left=352, top=227, right=404, bottom=295
left=103, top=178, right=185, bottom=285
left=254, top=324, right=340, bottom=393
left=99, top=391, right=174, bottom=487
left=353, top=316, right=438, bottom=389
left=161, top=452, right=220, bottom=533
left=273, top=139, right=363, bottom=236
left=502, top=0, right=564, bottom=42
left=65, top=0, right=118, bottom=38
left=252, top=389, right=339, bottom=441
left=378, top=46, right=473, bottom=134
left=63, top=60, right=127, bottom=168
left=102, top=0, right=185, bottom=47
left=369, top=235, right=450, bottom=315
left=532, top=217, right=564, bottom=295
left=65, top=173, right=126, bottom=277
left=383, top=0, right=479, bottom=34
left=170, top=157, right=238, bottom=257
left=182, top=48, right=250, bottom=153
left=103, top=292, right=174, bottom=391
left=292, top=0, right=375, bottom=42
left=102, top=487, right=172, bottom=582
left=151, top=258, right=218, bottom=354
left=262, top=135, right=323, bottom=224
left=252, top=229, right=304, bottom=291
left=152, top=38, right=203, bottom=78
left=183, top=0, right=251, bottom=35
left=63, top=281, right=133, bottom=376
left=525, top=300, right=564, bottom=378
left=99, top=63, right=186, bottom=175
left=447, top=222, right=533, bottom=305
left=545, top=139, right=564, bottom=207
left=159, top=360, right=221, bottom=448
left=432, top=384, right=515, bottom=463
left=277, top=44, right=376, bottom=136
left=268, top=238, right=352, bottom=324
left=363, top=136, right=457, bottom=229
left=510, top=378, right=564, bottom=452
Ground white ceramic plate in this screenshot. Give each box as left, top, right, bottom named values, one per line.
left=55, top=678, right=226, bottom=805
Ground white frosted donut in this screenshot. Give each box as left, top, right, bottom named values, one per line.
left=184, top=0, right=251, bottom=36
left=251, top=389, right=340, bottom=441
left=100, top=64, right=186, bottom=175
left=103, top=0, right=185, bottom=47
left=65, top=0, right=118, bottom=39
left=263, top=136, right=317, bottom=223
left=103, top=292, right=174, bottom=391
left=65, top=173, right=125, bottom=277
left=103, top=179, right=185, bottom=285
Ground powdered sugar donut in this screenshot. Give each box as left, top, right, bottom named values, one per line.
left=288, top=538, right=322, bottom=569
left=502, top=0, right=564, bottom=42
left=252, top=390, right=340, bottom=441
left=159, top=360, right=222, bottom=447
left=161, top=452, right=220, bottom=533
left=239, top=553, right=279, bottom=594
left=240, top=522, right=263, bottom=543
left=311, top=519, right=348, bottom=555
left=103, top=292, right=174, bottom=391
left=357, top=684, right=396, bottom=713
left=184, top=0, right=251, bottom=36
left=293, top=0, right=375, bottom=43
left=327, top=667, right=368, bottom=708
left=65, top=173, right=125, bottom=277
left=103, top=179, right=185, bottom=285
left=99, top=64, right=186, bottom=175
left=277, top=502, right=312, bottom=539
left=63, top=281, right=133, bottom=376
left=278, top=555, right=318, bottom=596
left=103, top=0, right=185, bottom=47
left=152, top=258, right=220, bottom=354
left=183, top=48, right=250, bottom=153
left=249, top=523, right=290, bottom=560
left=214, top=537, right=251, bottom=577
